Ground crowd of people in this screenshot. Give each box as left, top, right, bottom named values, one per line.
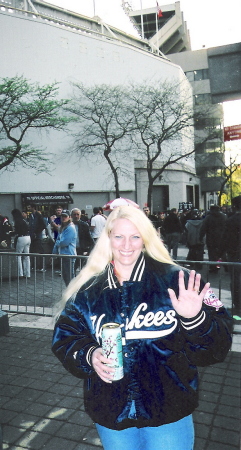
left=0, top=204, right=106, bottom=285
left=0, top=198, right=240, bottom=317
left=0, top=197, right=239, bottom=449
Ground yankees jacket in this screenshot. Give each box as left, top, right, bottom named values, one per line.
left=52, top=254, right=232, bottom=430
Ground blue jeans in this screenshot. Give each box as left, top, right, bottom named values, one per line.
left=96, top=414, right=194, bottom=450
left=61, top=257, right=75, bottom=286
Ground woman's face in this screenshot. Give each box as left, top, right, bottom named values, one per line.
left=110, top=218, right=144, bottom=272
left=61, top=215, right=70, bottom=224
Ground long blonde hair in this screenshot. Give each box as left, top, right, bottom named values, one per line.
left=62, top=205, right=174, bottom=303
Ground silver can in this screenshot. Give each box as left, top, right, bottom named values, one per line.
left=101, top=323, right=124, bottom=381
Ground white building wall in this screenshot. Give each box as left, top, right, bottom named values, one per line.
left=0, top=9, right=197, bottom=213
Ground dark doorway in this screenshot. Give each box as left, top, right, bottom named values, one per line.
left=186, top=185, right=194, bottom=205
left=153, top=185, right=169, bottom=212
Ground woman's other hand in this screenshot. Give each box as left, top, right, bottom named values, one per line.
left=168, top=270, right=210, bottom=319
left=92, top=348, right=115, bottom=383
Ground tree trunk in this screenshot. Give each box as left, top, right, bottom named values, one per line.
left=104, top=150, right=120, bottom=198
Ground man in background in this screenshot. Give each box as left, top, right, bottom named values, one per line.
left=200, top=205, right=226, bottom=272
left=71, top=208, right=94, bottom=270
left=90, top=207, right=106, bottom=242
left=219, top=196, right=241, bottom=321
left=28, top=204, right=46, bottom=271
left=163, top=208, right=182, bottom=260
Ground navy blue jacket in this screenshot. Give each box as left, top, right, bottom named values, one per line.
left=52, top=254, right=232, bottom=430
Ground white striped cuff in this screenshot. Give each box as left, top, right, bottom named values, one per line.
left=86, top=346, right=98, bottom=366
left=180, top=310, right=206, bottom=330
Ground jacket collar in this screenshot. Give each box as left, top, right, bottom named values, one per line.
left=107, top=253, right=145, bottom=289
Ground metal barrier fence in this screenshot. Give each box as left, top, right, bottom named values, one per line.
left=0, top=252, right=240, bottom=320
left=0, top=252, right=85, bottom=317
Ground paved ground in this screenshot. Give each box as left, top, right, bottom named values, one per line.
left=0, top=325, right=240, bottom=450
left=0, top=245, right=240, bottom=449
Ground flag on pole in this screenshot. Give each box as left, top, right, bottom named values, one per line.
left=156, top=1, right=163, bottom=18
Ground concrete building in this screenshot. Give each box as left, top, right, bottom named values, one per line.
left=125, top=1, right=241, bottom=209
left=0, top=0, right=199, bottom=217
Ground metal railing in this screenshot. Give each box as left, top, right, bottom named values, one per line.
left=0, top=252, right=240, bottom=321
left=0, top=252, right=86, bottom=316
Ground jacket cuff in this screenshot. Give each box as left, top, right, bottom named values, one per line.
left=179, top=309, right=206, bottom=331
left=86, top=345, right=101, bottom=366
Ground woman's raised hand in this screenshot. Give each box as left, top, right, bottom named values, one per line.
left=168, top=270, right=210, bottom=319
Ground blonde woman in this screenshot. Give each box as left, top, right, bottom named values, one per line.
left=52, top=205, right=232, bottom=450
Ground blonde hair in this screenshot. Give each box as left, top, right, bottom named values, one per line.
left=61, top=205, right=174, bottom=305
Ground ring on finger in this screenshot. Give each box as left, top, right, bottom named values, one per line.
left=193, top=288, right=199, bottom=292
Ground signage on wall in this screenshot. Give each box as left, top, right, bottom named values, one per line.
left=179, top=202, right=193, bottom=210
left=224, top=124, right=241, bottom=141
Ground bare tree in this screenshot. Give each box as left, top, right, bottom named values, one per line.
left=0, top=75, right=70, bottom=173
left=67, top=83, right=132, bottom=198
left=68, top=80, right=221, bottom=206
left=218, top=156, right=240, bottom=205
left=128, top=80, right=219, bottom=208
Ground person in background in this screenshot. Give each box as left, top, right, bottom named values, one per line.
left=28, top=204, right=46, bottom=271
left=90, top=207, right=106, bottom=242
left=0, top=214, right=12, bottom=248
left=71, top=208, right=94, bottom=271
left=219, top=195, right=241, bottom=322
left=163, top=208, right=182, bottom=260
left=156, top=211, right=166, bottom=242
left=50, top=205, right=63, bottom=240
left=52, top=204, right=232, bottom=450
left=185, top=210, right=204, bottom=270
left=52, top=210, right=77, bottom=286
left=80, top=209, right=90, bottom=224
left=200, top=205, right=227, bottom=273
left=143, top=206, right=158, bottom=229
left=22, top=211, right=29, bottom=221
left=99, top=206, right=108, bottom=220
left=11, top=209, right=31, bottom=278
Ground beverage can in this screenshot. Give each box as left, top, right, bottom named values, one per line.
left=101, top=322, right=124, bottom=381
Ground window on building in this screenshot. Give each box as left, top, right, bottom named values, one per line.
left=194, top=94, right=211, bottom=105
left=194, top=69, right=209, bottom=81
left=195, top=141, right=223, bottom=154
left=204, top=142, right=223, bottom=153
left=185, top=71, right=194, bottom=82
left=195, top=117, right=222, bottom=130
left=205, top=168, right=221, bottom=177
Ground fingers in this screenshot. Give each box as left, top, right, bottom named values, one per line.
left=92, top=348, right=115, bottom=383
left=179, top=269, right=210, bottom=296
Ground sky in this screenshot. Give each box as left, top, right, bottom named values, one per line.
left=46, top=0, right=241, bottom=127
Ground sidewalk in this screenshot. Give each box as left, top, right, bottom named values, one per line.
left=0, top=245, right=240, bottom=450
left=0, top=324, right=240, bottom=450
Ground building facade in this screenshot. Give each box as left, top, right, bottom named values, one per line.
left=124, top=1, right=241, bottom=209
left=0, top=0, right=199, bottom=218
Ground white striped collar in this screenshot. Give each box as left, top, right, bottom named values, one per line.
left=107, top=253, right=145, bottom=289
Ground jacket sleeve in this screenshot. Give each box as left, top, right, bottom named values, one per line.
left=58, top=226, right=76, bottom=248
left=166, top=268, right=233, bottom=367
left=177, top=273, right=232, bottom=366
left=52, top=299, right=100, bottom=379
left=79, top=222, right=94, bottom=252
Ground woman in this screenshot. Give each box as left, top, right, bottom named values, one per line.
left=52, top=205, right=232, bottom=450
left=52, top=209, right=76, bottom=286
left=11, top=208, right=31, bottom=278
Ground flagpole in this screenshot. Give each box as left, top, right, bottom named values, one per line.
left=140, top=0, right=144, bottom=39
left=93, top=0, right=95, bottom=16
left=156, top=7, right=159, bottom=54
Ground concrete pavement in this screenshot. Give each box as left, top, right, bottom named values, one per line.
left=0, top=244, right=240, bottom=449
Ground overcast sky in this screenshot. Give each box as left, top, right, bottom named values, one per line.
left=45, top=0, right=241, bottom=127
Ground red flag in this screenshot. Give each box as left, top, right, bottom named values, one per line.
left=156, top=1, right=163, bottom=18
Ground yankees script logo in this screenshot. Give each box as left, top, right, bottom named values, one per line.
left=91, top=302, right=178, bottom=344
